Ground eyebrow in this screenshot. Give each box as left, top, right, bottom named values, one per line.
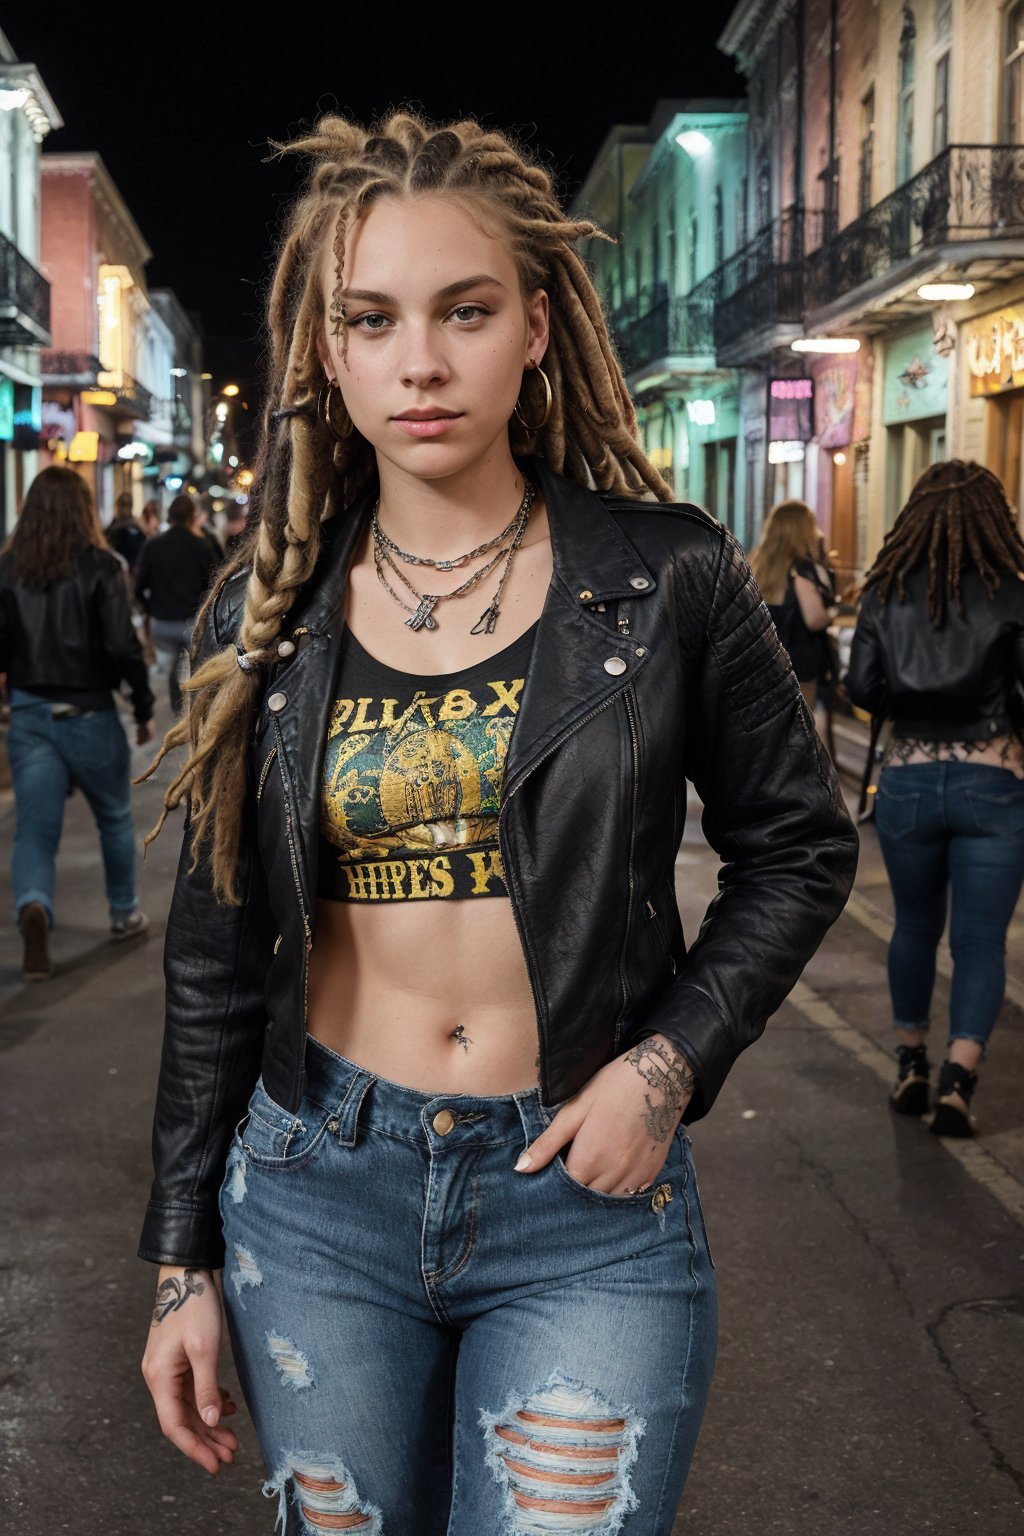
left=339, top=274, right=507, bottom=306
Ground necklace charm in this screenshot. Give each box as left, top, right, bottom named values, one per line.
left=406, top=594, right=440, bottom=631
left=470, top=599, right=501, bottom=636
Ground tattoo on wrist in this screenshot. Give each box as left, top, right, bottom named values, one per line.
left=625, top=1040, right=696, bottom=1143
left=151, top=1268, right=209, bottom=1327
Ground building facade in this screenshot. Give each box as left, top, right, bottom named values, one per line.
left=0, top=33, right=61, bottom=537
left=39, top=152, right=156, bottom=520
left=717, top=0, right=1024, bottom=578
left=572, top=101, right=748, bottom=533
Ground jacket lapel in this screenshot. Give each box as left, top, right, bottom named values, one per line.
left=502, top=459, right=656, bottom=797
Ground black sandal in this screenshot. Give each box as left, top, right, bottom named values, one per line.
left=930, top=1060, right=978, bottom=1139
left=891, top=1044, right=930, bottom=1116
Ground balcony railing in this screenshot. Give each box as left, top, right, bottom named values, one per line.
left=0, top=229, right=51, bottom=346
left=41, top=351, right=152, bottom=419
left=806, top=144, right=1024, bottom=312
left=613, top=286, right=715, bottom=374
left=711, top=207, right=827, bottom=353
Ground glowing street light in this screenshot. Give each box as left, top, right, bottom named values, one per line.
left=221, top=383, right=240, bottom=397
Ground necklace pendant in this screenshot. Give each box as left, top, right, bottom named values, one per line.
left=471, top=600, right=500, bottom=636
left=407, top=594, right=440, bottom=631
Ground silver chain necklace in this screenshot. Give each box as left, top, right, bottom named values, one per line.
left=371, top=479, right=535, bottom=634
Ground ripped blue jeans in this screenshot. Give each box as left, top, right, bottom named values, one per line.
left=219, top=1036, right=717, bottom=1535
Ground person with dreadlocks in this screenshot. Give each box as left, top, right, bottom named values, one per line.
left=847, top=459, right=1024, bottom=1138
left=137, top=111, right=856, bottom=1531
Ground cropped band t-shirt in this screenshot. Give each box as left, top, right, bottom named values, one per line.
left=317, top=623, right=536, bottom=903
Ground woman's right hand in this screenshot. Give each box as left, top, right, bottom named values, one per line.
left=141, top=1265, right=239, bottom=1474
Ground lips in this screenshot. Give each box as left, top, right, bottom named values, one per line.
left=392, top=411, right=463, bottom=437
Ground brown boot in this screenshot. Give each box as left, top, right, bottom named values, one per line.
left=19, top=902, right=51, bottom=981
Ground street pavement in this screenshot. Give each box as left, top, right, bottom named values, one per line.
left=1, top=698, right=1023, bottom=1535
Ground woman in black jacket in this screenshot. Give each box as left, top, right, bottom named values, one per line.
left=847, top=460, right=1024, bottom=1136
left=0, top=466, right=154, bottom=979
left=138, top=112, right=857, bottom=1532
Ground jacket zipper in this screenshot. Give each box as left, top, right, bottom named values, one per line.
left=256, top=745, right=278, bottom=800
left=616, top=687, right=641, bottom=1046
left=500, top=681, right=637, bottom=1098
left=272, top=720, right=313, bottom=1013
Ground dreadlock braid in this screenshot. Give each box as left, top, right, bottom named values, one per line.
left=142, top=107, right=670, bottom=902
left=863, top=459, right=1024, bottom=626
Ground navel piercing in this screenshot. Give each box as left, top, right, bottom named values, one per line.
left=450, top=1024, right=473, bottom=1051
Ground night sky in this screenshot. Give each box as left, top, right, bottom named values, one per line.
left=6, top=8, right=742, bottom=396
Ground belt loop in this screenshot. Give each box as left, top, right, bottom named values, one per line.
left=332, top=1069, right=376, bottom=1147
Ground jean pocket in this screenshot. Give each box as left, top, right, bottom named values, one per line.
left=963, top=784, right=1024, bottom=836
left=238, top=1081, right=335, bottom=1171
left=549, top=1124, right=686, bottom=1207
left=875, top=783, right=921, bottom=840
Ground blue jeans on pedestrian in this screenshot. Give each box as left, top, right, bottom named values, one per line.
left=7, top=690, right=138, bottom=925
left=219, top=1036, right=717, bottom=1535
left=150, top=616, right=193, bottom=714
left=874, top=761, right=1024, bottom=1054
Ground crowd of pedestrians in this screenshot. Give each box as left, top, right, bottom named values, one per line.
left=0, top=472, right=238, bottom=979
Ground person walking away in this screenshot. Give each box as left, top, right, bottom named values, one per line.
left=846, top=459, right=1024, bottom=1136
left=107, top=490, right=147, bottom=578
left=193, top=496, right=224, bottom=561
left=0, top=466, right=155, bottom=980
left=134, top=494, right=217, bottom=714
left=750, top=499, right=836, bottom=711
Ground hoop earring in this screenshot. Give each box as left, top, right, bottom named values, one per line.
left=514, top=364, right=553, bottom=433
left=318, top=380, right=353, bottom=441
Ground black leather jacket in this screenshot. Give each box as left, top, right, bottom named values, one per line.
left=0, top=545, right=154, bottom=722
left=846, top=566, right=1024, bottom=739
left=140, top=460, right=858, bottom=1268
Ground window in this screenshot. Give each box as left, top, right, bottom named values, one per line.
left=713, top=186, right=724, bottom=267
left=688, top=214, right=699, bottom=286
left=1004, top=0, right=1024, bottom=143
left=897, top=9, right=916, bottom=185
left=859, top=89, right=875, bottom=212
left=737, top=176, right=749, bottom=251
left=933, top=51, right=950, bottom=155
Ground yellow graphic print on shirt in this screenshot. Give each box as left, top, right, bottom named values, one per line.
left=319, top=669, right=525, bottom=902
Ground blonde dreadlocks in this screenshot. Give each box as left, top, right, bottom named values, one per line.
left=143, top=109, right=670, bottom=902
left=863, top=459, right=1024, bottom=626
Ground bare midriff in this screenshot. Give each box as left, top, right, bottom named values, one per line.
left=306, top=895, right=540, bottom=1093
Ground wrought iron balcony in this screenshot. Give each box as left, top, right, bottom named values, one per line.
left=0, top=229, right=51, bottom=346
left=613, top=284, right=715, bottom=375
left=40, top=351, right=152, bottom=419
left=805, top=144, right=1024, bottom=312
left=711, top=207, right=825, bottom=357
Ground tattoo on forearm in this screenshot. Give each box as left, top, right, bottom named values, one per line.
left=626, top=1041, right=696, bottom=1143
left=151, top=1268, right=209, bottom=1327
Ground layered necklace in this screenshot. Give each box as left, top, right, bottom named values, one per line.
left=371, top=477, right=536, bottom=635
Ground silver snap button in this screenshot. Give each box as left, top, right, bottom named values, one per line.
left=603, top=656, right=627, bottom=676
left=267, top=691, right=287, bottom=712
left=629, top=576, right=650, bottom=590
left=579, top=588, right=594, bottom=602
left=277, top=639, right=296, bottom=658
left=635, top=646, right=647, bottom=657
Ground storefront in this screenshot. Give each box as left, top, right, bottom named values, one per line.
left=808, top=350, right=873, bottom=585
left=963, top=301, right=1024, bottom=513
left=882, top=324, right=949, bottom=527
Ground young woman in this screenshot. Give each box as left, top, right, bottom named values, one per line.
left=0, top=467, right=154, bottom=978
left=847, top=460, right=1024, bottom=1137
left=139, top=113, right=858, bottom=1533
left=749, top=499, right=836, bottom=711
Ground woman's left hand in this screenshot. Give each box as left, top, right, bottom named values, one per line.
left=515, top=1034, right=696, bottom=1194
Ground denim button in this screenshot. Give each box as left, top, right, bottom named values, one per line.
left=432, top=1109, right=456, bottom=1135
